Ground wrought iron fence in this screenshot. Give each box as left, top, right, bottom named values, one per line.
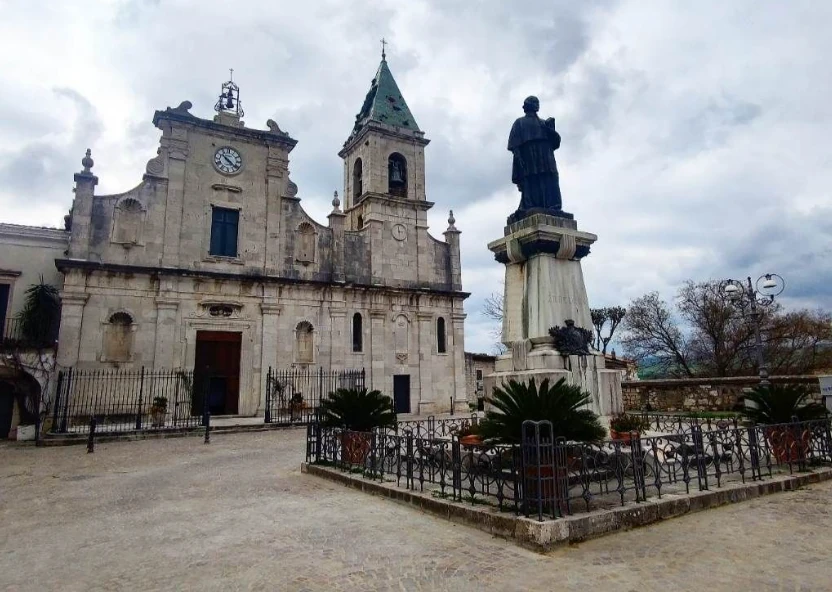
left=629, top=411, right=743, bottom=434
left=265, top=367, right=365, bottom=425
left=51, top=368, right=203, bottom=434
left=307, top=417, right=832, bottom=522
left=0, top=316, right=59, bottom=349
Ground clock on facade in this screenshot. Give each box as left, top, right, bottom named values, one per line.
left=392, top=223, right=407, bottom=241
left=213, top=146, right=243, bottom=174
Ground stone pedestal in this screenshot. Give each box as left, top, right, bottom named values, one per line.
left=484, top=213, right=623, bottom=416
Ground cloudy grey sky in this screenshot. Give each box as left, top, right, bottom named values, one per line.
left=1, top=0, right=830, bottom=354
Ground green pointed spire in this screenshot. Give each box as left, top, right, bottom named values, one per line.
left=351, top=57, right=420, bottom=134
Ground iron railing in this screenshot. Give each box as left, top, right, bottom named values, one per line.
left=0, top=316, right=59, bottom=350
left=51, top=368, right=203, bottom=434
left=265, top=367, right=365, bottom=425
left=629, top=411, right=743, bottom=434
left=307, top=417, right=832, bottom=522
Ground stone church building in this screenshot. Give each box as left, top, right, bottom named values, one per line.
left=55, top=56, right=468, bottom=417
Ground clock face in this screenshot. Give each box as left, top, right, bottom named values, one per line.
left=213, top=147, right=243, bottom=175
left=392, top=223, right=407, bottom=241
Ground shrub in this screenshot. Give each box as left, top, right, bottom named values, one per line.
left=609, top=413, right=649, bottom=433
left=319, top=388, right=396, bottom=432
left=743, top=384, right=827, bottom=425
left=477, top=378, right=606, bottom=444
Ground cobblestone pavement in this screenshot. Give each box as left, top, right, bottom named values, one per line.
left=2, top=430, right=831, bottom=592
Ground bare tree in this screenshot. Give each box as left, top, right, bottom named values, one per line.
left=590, top=306, right=626, bottom=354
left=620, top=292, right=695, bottom=377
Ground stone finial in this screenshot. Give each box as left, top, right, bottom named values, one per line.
left=266, top=119, right=285, bottom=135
left=331, top=190, right=341, bottom=211
left=446, top=209, right=457, bottom=231
left=81, top=148, right=94, bottom=173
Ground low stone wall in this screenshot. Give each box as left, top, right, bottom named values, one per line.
left=622, top=376, right=823, bottom=412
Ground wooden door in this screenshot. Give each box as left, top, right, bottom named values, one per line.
left=193, top=331, right=242, bottom=415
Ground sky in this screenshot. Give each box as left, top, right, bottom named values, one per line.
left=1, top=0, right=830, bottom=355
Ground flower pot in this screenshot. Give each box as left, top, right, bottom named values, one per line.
left=763, top=425, right=810, bottom=465
left=340, top=431, right=372, bottom=465
left=16, top=424, right=36, bottom=441
left=523, top=464, right=568, bottom=515
left=151, top=408, right=167, bottom=428
left=459, top=434, right=483, bottom=447
left=609, top=429, right=640, bottom=445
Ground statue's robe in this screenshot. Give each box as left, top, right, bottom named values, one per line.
left=508, top=114, right=562, bottom=211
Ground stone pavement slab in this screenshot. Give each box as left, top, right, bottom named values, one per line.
left=1, top=429, right=830, bottom=591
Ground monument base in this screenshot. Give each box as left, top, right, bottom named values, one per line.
left=483, top=338, right=623, bottom=417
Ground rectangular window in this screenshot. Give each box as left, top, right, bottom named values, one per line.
left=0, top=283, right=9, bottom=338
left=210, top=207, right=239, bottom=257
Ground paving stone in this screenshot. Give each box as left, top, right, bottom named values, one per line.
left=2, top=430, right=831, bottom=591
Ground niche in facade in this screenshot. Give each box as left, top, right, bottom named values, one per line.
left=295, top=223, right=316, bottom=264
left=388, top=153, right=407, bottom=198
left=112, top=198, right=144, bottom=246
left=295, top=321, right=314, bottom=364
left=103, top=311, right=134, bottom=362
left=394, top=314, right=409, bottom=363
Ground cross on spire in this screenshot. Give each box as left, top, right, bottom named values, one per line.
left=229, top=68, right=234, bottom=82
left=380, top=37, right=387, bottom=60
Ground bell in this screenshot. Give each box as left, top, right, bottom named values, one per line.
left=390, top=164, right=404, bottom=184
left=225, top=88, right=234, bottom=109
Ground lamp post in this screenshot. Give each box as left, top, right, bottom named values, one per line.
left=722, top=273, right=785, bottom=388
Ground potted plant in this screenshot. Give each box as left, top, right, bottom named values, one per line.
left=456, top=422, right=483, bottom=447
left=609, top=414, right=649, bottom=444
left=289, top=392, right=304, bottom=420
left=477, top=377, right=606, bottom=513
left=743, top=384, right=826, bottom=463
left=150, top=396, right=168, bottom=428
left=319, top=387, right=396, bottom=464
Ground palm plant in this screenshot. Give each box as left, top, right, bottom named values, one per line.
left=478, top=378, right=606, bottom=444
left=743, top=384, right=827, bottom=425
left=319, top=387, right=396, bottom=432
left=19, top=278, right=60, bottom=346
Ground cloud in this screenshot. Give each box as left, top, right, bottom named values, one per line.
left=0, top=0, right=830, bottom=352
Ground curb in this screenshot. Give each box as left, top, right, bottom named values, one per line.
left=301, top=462, right=832, bottom=551
left=38, top=423, right=306, bottom=446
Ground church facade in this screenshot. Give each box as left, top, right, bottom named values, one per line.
left=56, top=58, right=468, bottom=417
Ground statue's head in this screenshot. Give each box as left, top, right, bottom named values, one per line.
left=523, top=96, right=540, bottom=114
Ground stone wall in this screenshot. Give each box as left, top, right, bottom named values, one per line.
left=622, top=376, right=823, bottom=412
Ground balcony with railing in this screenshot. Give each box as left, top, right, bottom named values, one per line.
left=0, top=316, right=60, bottom=350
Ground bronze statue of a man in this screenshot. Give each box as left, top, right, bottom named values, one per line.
left=508, top=96, right=564, bottom=218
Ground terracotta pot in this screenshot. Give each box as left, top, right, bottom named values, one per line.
left=151, top=408, right=166, bottom=428
left=524, top=464, right=568, bottom=515
left=763, top=425, right=810, bottom=465
left=340, top=431, right=372, bottom=465
left=459, top=434, right=483, bottom=446
left=609, top=429, right=639, bottom=444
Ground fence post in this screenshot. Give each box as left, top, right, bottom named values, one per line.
left=450, top=396, right=454, bottom=416
left=135, top=366, right=145, bottom=430
left=314, top=421, right=322, bottom=463
left=265, top=367, right=272, bottom=424
left=52, top=370, right=64, bottom=433
left=204, top=409, right=211, bottom=444
left=692, top=424, right=708, bottom=491
left=60, top=368, right=72, bottom=433
left=87, top=417, right=97, bottom=453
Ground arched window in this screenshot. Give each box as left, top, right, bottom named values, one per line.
left=353, top=158, right=363, bottom=199
left=388, top=153, right=407, bottom=198
left=436, top=317, right=447, bottom=354
left=352, top=313, right=363, bottom=352
left=113, top=198, right=144, bottom=245
left=104, top=312, right=134, bottom=362
left=296, top=223, right=316, bottom=264
left=296, top=321, right=314, bottom=364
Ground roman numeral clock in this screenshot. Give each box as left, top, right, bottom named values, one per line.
left=213, top=146, right=243, bottom=175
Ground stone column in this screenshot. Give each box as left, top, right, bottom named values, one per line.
left=369, top=310, right=386, bottom=392
left=153, top=299, right=179, bottom=369
left=329, top=308, right=346, bottom=371
left=259, top=302, right=281, bottom=414
left=327, top=194, right=346, bottom=284
left=160, top=122, right=188, bottom=268
left=451, top=311, right=467, bottom=408
left=265, top=146, right=288, bottom=274
left=416, top=311, right=434, bottom=415
left=67, top=150, right=98, bottom=259
left=56, top=291, right=89, bottom=367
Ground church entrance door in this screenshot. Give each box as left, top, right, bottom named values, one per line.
left=393, top=374, right=410, bottom=414
left=193, top=331, right=241, bottom=416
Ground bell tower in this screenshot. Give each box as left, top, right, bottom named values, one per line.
left=338, top=50, right=430, bottom=229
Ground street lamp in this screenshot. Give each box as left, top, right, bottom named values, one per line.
left=721, top=273, right=786, bottom=387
